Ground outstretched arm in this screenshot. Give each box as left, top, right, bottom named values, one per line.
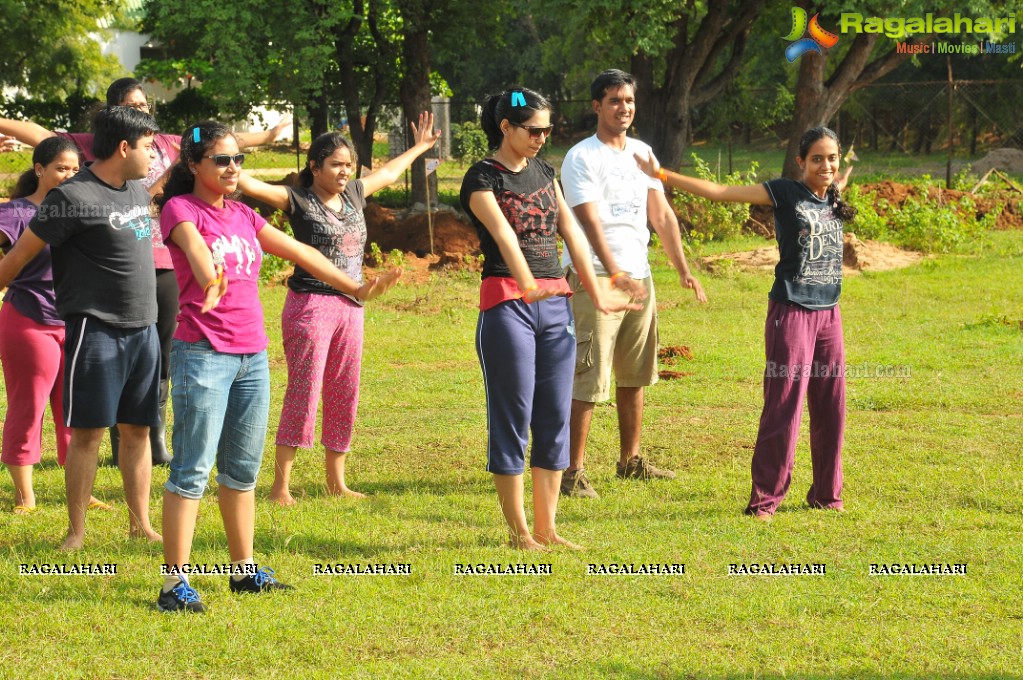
left=360, top=111, right=441, bottom=196
left=238, top=174, right=292, bottom=213
left=0, top=118, right=57, bottom=148
left=234, top=114, right=292, bottom=149
left=635, top=151, right=772, bottom=206
left=256, top=224, right=400, bottom=302
left=836, top=165, right=853, bottom=192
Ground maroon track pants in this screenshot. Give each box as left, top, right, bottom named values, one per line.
left=746, top=300, right=845, bottom=516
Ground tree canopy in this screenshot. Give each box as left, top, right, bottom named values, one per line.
left=0, top=0, right=127, bottom=99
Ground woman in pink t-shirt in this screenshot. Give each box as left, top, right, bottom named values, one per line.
left=152, top=120, right=396, bottom=613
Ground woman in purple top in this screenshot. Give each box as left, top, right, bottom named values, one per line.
left=153, top=120, right=396, bottom=613
left=238, top=112, right=436, bottom=505
left=0, top=138, right=102, bottom=513
left=0, top=78, right=291, bottom=466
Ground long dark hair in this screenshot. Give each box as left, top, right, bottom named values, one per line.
left=797, top=126, right=856, bottom=222
left=480, top=86, right=551, bottom=151
left=156, top=120, right=234, bottom=209
left=299, top=132, right=357, bottom=188
left=10, top=137, right=83, bottom=199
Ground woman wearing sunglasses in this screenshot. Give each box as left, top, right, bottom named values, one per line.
left=237, top=113, right=437, bottom=505
left=460, top=87, right=633, bottom=550
left=153, top=121, right=394, bottom=612
left=0, top=79, right=291, bottom=468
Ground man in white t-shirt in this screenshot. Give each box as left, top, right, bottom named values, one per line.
left=560, top=69, right=707, bottom=498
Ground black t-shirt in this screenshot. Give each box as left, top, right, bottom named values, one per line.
left=29, top=167, right=157, bottom=327
left=285, top=182, right=367, bottom=303
left=459, top=158, right=563, bottom=280
left=764, top=178, right=843, bottom=310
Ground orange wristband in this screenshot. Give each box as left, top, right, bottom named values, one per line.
left=203, top=265, right=224, bottom=295
left=610, top=271, right=628, bottom=282
left=521, top=284, right=539, bottom=302
left=656, top=167, right=668, bottom=182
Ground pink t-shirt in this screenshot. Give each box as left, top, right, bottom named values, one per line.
left=161, top=194, right=268, bottom=354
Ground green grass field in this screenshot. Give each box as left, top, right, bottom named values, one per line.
left=1, top=227, right=1020, bottom=678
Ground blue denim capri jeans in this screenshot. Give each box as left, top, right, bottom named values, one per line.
left=165, top=339, right=271, bottom=500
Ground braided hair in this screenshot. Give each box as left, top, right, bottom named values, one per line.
left=797, top=126, right=857, bottom=223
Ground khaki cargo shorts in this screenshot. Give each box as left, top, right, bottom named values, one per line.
left=567, top=268, right=658, bottom=403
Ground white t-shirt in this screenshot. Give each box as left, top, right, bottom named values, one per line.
left=560, top=135, right=662, bottom=279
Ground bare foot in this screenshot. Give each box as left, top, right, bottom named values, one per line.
left=327, top=485, right=366, bottom=499
left=59, top=533, right=85, bottom=552
left=534, top=533, right=583, bottom=551
left=269, top=488, right=297, bottom=506
left=130, top=527, right=163, bottom=543
left=508, top=535, right=549, bottom=551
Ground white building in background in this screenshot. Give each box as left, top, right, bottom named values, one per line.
left=95, top=0, right=291, bottom=140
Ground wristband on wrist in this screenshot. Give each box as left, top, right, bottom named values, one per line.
left=521, top=284, right=539, bottom=302
left=656, top=167, right=668, bottom=182
left=203, top=264, right=224, bottom=295
left=610, top=271, right=628, bottom=282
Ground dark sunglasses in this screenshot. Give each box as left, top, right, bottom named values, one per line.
left=205, top=154, right=245, bottom=168
left=511, top=122, right=554, bottom=139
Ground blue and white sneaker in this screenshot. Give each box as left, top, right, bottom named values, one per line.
left=229, top=566, right=294, bottom=594
left=157, top=577, right=206, bottom=613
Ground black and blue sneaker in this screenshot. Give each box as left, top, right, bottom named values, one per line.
left=229, top=566, right=294, bottom=594
left=157, top=577, right=206, bottom=613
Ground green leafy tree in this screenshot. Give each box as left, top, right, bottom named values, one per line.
left=779, top=0, right=1023, bottom=177
left=0, top=0, right=126, bottom=98
left=544, top=0, right=767, bottom=169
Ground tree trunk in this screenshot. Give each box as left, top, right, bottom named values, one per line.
left=309, top=90, right=329, bottom=140
left=398, top=1, right=435, bottom=207
left=783, top=33, right=929, bottom=178
left=783, top=53, right=832, bottom=178
left=631, top=1, right=764, bottom=170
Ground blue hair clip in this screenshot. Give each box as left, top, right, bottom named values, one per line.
left=510, top=91, right=526, bottom=107
left=192, top=128, right=201, bottom=144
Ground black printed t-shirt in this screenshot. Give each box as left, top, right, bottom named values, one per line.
left=459, top=158, right=563, bottom=280
left=285, top=182, right=367, bottom=304
left=28, top=167, right=157, bottom=327
left=763, top=178, right=844, bottom=310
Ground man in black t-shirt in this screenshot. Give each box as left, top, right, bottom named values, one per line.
left=0, top=107, right=162, bottom=551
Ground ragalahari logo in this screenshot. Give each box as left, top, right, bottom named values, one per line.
left=784, top=7, right=840, bottom=61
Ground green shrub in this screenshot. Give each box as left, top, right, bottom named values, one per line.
left=672, top=154, right=759, bottom=242
left=452, top=121, right=488, bottom=166
left=258, top=210, right=295, bottom=284
left=846, top=180, right=998, bottom=254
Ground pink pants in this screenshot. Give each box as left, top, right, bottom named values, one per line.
left=0, top=303, right=70, bottom=466
left=276, top=291, right=364, bottom=453
left=747, top=301, right=845, bottom=516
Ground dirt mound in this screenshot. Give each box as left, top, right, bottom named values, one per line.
left=702, top=233, right=923, bottom=275
left=858, top=181, right=1022, bottom=230
left=971, top=148, right=1023, bottom=176
left=364, top=203, right=479, bottom=262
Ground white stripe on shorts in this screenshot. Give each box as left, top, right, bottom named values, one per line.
left=65, top=317, right=88, bottom=426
